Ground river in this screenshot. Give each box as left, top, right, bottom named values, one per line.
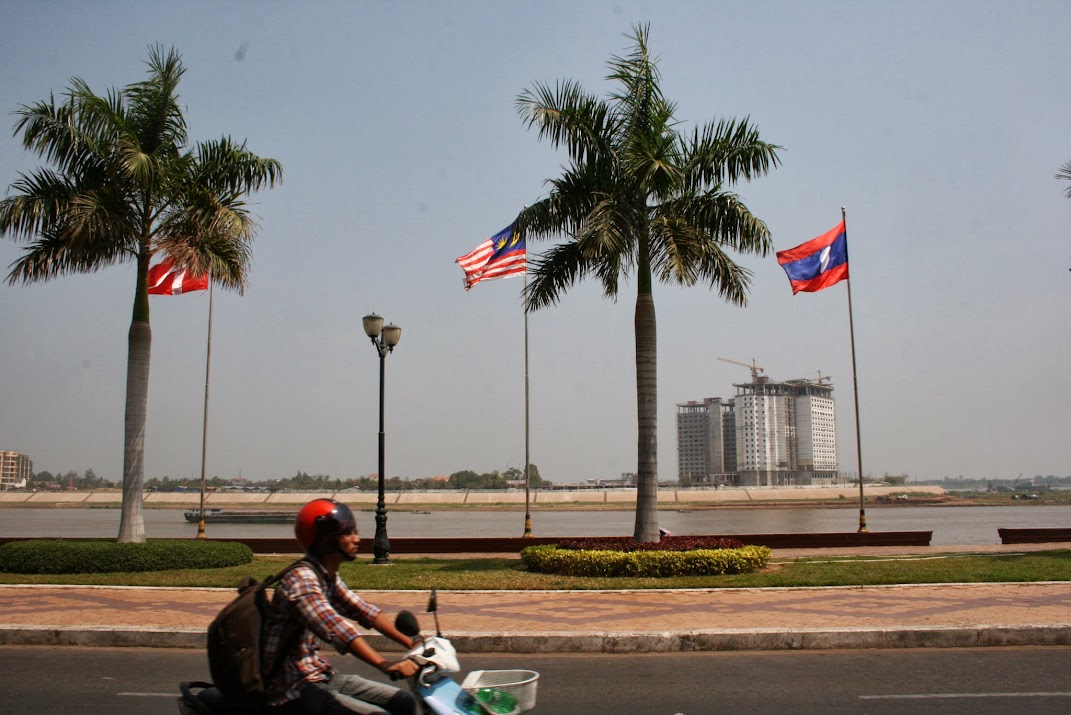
left=2, top=505, right=1067, bottom=545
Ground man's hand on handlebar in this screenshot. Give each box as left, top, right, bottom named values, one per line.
left=383, top=658, right=420, bottom=680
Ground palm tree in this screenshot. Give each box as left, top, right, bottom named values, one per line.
left=516, top=25, right=781, bottom=541
left=1058, top=160, right=1071, bottom=198
left=0, top=46, right=281, bottom=542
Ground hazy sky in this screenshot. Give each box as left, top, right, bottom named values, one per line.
left=1, top=1, right=1068, bottom=486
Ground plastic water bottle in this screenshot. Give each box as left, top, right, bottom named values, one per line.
left=476, top=687, right=517, bottom=714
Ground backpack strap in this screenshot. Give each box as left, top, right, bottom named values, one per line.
left=263, top=557, right=310, bottom=588
left=259, top=557, right=316, bottom=683
left=235, top=557, right=308, bottom=598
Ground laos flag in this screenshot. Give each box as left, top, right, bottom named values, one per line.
left=776, top=221, right=848, bottom=294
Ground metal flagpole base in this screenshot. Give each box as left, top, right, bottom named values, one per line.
left=523, top=514, right=533, bottom=537
left=196, top=520, right=207, bottom=539
left=857, top=509, right=868, bottom=533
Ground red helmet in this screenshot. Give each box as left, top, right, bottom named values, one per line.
left=295, top=499, right=357, bottom=554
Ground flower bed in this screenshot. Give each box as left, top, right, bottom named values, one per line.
left=556, top=535, right=743, bottom=552
left=520, top=542, right=771, bottom=577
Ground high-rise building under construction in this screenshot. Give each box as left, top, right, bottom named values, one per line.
left=676, top=374, right=837, bottom=487
left=0, top=451, right=32, bottom=489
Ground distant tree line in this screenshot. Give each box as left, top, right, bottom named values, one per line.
left=24, top=464, right=546, bottom=492
left=26, top=469, right=116, bottom=491
left=284, top=465, right=544, bottom=492
left=916, top=475, right=1071, bottom=490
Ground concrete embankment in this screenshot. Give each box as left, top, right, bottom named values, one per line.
left=0, top=485, right=946, bottom=508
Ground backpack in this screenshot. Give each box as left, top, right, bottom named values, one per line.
left=206, top=559, right=307, bottom=710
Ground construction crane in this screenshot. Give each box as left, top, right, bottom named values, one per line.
left=815, top=370, right=832, bottom=385
left=717, top=356, right=765, bottom=380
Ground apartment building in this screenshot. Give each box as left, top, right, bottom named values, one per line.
left=676, top=375, right=837, bottom=487
left=675, top=397, right=736, bottom=485
left=0, top=451, right=33, bottom=489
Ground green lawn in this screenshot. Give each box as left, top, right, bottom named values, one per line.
left=1, top=549, right=1068, bottom=590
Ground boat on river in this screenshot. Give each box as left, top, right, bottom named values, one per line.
left=183, top=508, right=297, bottom=524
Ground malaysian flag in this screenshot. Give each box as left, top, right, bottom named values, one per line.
left=455, top=223, right=526, bottom=291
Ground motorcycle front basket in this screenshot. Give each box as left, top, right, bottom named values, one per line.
left=460, top=669, right=539, bottom=714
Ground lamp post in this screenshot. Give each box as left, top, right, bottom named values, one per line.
left=363, top=313, right=401, bottom=565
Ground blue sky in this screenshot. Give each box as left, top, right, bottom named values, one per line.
left=1, top=0, right=1068, bottom=487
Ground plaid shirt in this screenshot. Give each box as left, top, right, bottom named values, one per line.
left=261, top=558, right=381, bottom=706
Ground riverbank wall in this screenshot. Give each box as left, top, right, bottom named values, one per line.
left=0, top=485, right=946, bottom=508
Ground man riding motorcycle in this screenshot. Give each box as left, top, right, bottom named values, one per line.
left=261, top=498, right=419, bottom=714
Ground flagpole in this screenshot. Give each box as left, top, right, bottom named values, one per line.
left=842, top=207, right=867, bottom=533
left=196, top=275, right=214, bottom=539
left=522, top=274, right=533, bottom=537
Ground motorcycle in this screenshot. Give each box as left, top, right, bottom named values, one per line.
left=178, top=589, right=539, bottom=715
left=394, top=589, right=539, bottom=715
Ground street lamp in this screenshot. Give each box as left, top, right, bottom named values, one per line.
left=363, top=313, right=401, bottom=565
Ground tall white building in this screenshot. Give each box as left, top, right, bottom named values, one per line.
left=733, top=377, right=837, bottom=486
left=792, top=386, right=838, bottom=473
left=676, top=375, right=837, bottom=487
left=734, top=381, right=793, bottom=482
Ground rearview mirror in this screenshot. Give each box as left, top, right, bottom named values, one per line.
left=394, top=610, right=420, bottom=638
left=427, top=588, right=438, bottom=614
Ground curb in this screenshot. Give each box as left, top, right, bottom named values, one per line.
left=3, top=624, right=1069, bottom=652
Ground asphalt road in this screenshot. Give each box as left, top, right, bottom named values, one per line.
left=2, top=646, right=1070, bottom=714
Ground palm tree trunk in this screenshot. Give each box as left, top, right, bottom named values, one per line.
left=633, top=242, right=659, bottom=542
left=117, top=260, right=151, bottom=543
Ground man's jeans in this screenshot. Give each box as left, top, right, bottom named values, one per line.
left=283, top=673, right=417, bottom=715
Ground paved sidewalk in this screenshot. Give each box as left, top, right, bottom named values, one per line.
left=1, top=545, right=1068, bottom=653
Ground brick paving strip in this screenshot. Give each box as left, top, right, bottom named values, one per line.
left=1, top=546, right=1068, bottom=652
left=1, top=582, right=1069, bottom=652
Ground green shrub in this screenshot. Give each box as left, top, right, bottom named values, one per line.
left=558, top=536, right=744, bottom=552
left=0, top=539, right=254, bottom=574
left=521, top=543, right=772, bottom=577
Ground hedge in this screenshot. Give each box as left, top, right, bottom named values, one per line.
left=0, top=539, right=254, bottom=574
left=520, top=543, right=772, bottom=577
left=557, top=535, right=744, bottom=552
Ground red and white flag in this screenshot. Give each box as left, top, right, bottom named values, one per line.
left=147, top=260, right=208, bottom=295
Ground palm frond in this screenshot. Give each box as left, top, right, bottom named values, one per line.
left=607, top=24, right=663, bottom=127
left=12, top=94, right=103, bottom=175
left=523, top=240, right=591, bottom=311
left=193, top=136, right=283, bottom=195
left=647, top=214, right=704, bottom=286
left=518, top=169, right=601, bottom=243
left=683, top=117, right=783, bottom=189
left=628, top=112, right=683, bottom=200
left=6, top=221, right=130, bottom=285
left=156, top=218, right=254, bottom=293
left=156, top=190, right=257, bottom=293
left=1, top=161, right=138, bottom=286
left=1057, top=160, right=1071, bottom=199
left=657, top=189, right=771, bottom=255
left=696, top=243, right=753, bottom=306
left=69, top=80, right=126, bottom=151
left=125, top=44, right=188, bottom=155
left=578, top=194, right=638, bottom=263
left=516, top=80, right=615, bottom=165
left=0, top=169, right=73, bottom=240
left=591, top=244, right=625, bottom=300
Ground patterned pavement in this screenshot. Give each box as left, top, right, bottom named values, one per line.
left=1, top=544, right=1068, bottom=651
left=1, top=582, right=1069, bottom=633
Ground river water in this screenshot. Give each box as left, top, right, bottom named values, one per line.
left=2, top=505, right=1067, bottom=545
